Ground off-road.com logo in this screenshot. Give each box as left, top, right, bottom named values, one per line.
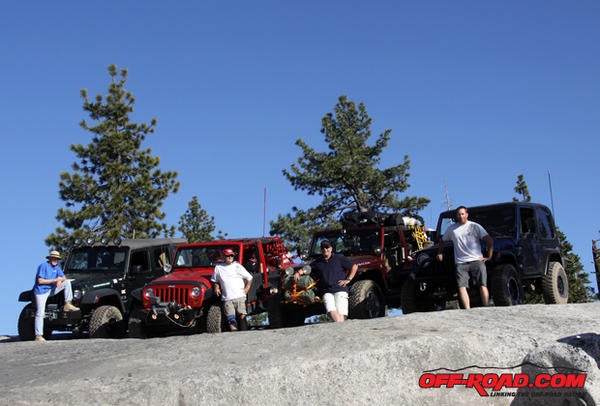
left=419, top=372, right=587, bottom=396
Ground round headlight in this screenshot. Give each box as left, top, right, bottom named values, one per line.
left=285, top=267, right=295, bottom=277
left=191, top=287, right=201, bottom=298
left=416, top=252, right=432, bottom=268
left=302, top=265, right=312, bottom=275
left=101, top=237, right=110, bottom=245
left=73, top=289, right=83, bottom=300
left=144, top=288, right=154, bottom=298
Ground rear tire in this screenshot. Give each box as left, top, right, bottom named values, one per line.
left=89, top=305, right=123, bottom=338
left=542, top=262, right=568, bottom=304
left=127, top=305, right=147, bottom=339
left=490, top=264, right=524, bottom=306
left=349, top=280, right=385, bottom=319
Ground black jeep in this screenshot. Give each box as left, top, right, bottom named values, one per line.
left=400, top=202, right=567, bottom=313
left=17, top=238, right=185, bottom=340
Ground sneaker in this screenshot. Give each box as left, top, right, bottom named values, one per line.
left=35, top=335, right=46, bottom=342
left=63, top=302, right=80, bottom=312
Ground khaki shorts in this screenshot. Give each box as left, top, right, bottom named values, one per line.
left=223, top=297, right=247, bottom=316
left=323, top=291, right=349, bottom=316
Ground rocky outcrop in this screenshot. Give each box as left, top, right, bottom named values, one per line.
left=1, top=303, right=599, bottom=405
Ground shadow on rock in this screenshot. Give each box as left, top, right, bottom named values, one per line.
left=512, top=332, right=600, bottom=406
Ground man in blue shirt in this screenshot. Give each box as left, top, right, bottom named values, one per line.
left=33, top=250, right=79, bottom=341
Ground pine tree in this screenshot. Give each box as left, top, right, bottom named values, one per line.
left=270, top=95, right=429, bottom=251
left=178, top=196, right=217, bottom=243
left=46, top=65, right=180, bottom=252
left=512, top=174, right=531, bottom=202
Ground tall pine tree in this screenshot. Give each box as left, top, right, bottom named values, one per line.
left=46, top=65, right=180, bottom=251
left=271, top=95, right=429, bottom=251
left=178, top=196, right=217, bottom=243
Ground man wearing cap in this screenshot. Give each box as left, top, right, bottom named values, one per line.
left=33, top=250, right=79, bottom=341
left=210, top=248, right=254, bottom=331
left=295, top=239, right=358, bottom=322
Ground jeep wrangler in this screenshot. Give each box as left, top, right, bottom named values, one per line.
left=400, top=202, right=568, bottom=313
left=128, top=237, right=291, bottom=337
left=17, top=238, right=185, bottom=340
left=278, top=211, right=428, bottom=325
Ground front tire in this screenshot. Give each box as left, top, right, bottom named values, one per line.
left=542, top=262, right=568, bottom=304
left=89, top=305, right=123, bottom=338
left=349, top=279, right=385, bottom=319
left=127, top=305, right=147, bottom=339
left=17, top=304, right=35, bottom=341
left=206, top=304, right=227, bottom=333
left=490, top=264, right=524, bottom=306
left=400, top=278, right=437, bottom=314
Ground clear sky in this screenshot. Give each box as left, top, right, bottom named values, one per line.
left=2, top=1, right=599, bottom=336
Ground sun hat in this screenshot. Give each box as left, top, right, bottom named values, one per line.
left=47, top=250, right=61, bottom=259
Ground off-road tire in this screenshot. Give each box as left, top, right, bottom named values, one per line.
left=542, top=262, right=569, bottom=304
left=349, top=279, right=385, bottom=319
left=490, top=264, right=524, bottom=306
left=206, top=304, right=228, bottom=333
left=281, top=303, right=305, bottom=327
left=400, top=278, right=437, bottom=314
left=17, top=304, right=35, bottom=341
left=266, top=296, right=283, bottom=329
left=89, top=305, right=123, bottom=338
left=127, top=305, right=147, bottom=339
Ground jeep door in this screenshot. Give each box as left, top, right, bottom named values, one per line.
left=517, top=206, right=542, bottom=276
left=128, top=246, right=171, bottom=292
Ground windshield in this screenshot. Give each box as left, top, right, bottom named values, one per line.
left=438, top=206, right=516, bottom=238
left=64, top=247, right=128, bottom=273
left=311, top=228, right=381, bottom=257
left=173, top=245, right=240, bottom=268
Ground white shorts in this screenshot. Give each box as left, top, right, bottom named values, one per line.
left=323, top=291, right=349, bottom=316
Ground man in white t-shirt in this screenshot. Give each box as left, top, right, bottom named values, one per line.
left=210, top=248, right=253, bottom=331
left=437, top=206, right=494, bottom=309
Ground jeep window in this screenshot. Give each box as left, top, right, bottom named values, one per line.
left=130, top=250, right=150, bottom=272
left=64, top=247, right=128, bottom=273
left=520, top=207, right=537, bottom=238
left=311, top=228, right=381, bottom=257
left=536, top=207, right=555, bottom=239
left=152, top=246, right=172, bottom=270
left=173, top=245, right=239, bottom=268
left=468, top=206, right=516, bottom=237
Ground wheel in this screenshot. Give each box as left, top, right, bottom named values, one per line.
left=266, top=296, right=283, bottom=329
left=400, top=279, right=437, bottom=314
left=89, top=305, right=123, bottom=338
left=281, top=303, right=305, bottom=327
left=206, top=304, right=227, bottom=333
left=542, top=262, right=569, bottom=304
left=17, top=304, right=35, bottom=341
left=127, top=305, right=147, bottom=339
left=490, top=264, right=524, bottom=306
left=348, top=279, right=385, bottom=319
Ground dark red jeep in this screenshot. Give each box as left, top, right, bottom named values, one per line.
left=128, top=237, right=292, bottom=337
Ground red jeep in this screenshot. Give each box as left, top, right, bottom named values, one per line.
left=128, top=237, right=292, bottom=337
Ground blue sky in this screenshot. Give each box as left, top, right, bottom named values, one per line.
left=2, top=1, right=599, bottom=336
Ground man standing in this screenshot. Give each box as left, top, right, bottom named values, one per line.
left=211, top=248, right=253, bottom=331
left=437, top=206, right=494, bottom=309
left=295, top=240, right=358, bottom=322
left=33, top=250, right=79, bottom=341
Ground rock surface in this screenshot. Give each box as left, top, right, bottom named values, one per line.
left=1, top=303, right=599, bottom=406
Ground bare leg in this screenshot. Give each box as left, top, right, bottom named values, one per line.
left=479, top=286, right=490, bottom=307
left=458, top=287, right=470, bottom=309
left=328, top=310, right=345, bottom=322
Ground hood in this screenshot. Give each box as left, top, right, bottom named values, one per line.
left=148, top=268, right=212, bottom=285
left=66, top=271, right=124, bottom=291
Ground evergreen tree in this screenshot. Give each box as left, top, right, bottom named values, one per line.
left=178, top=196, right=216, bottom=242
left=46, top=65, right=180, bottom=252
left=512, top=175, right=592, bottom=302
left=513, top=174, right=531, bottom=202
left=270, top=95, right=429, bottom=251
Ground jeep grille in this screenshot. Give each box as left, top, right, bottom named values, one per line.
left=153, top=286, right=190, bottom=305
